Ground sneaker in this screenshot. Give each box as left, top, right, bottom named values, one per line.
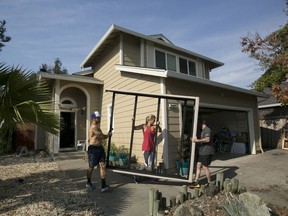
left=138, top=163, right=147, bottom=170
left=189, top=181, right=201, bottom=189
left=86, top=182, right=95, bottom=190
left=133, top=176, right=139, bottom=184
left=101, top=185, right=111, bottom=193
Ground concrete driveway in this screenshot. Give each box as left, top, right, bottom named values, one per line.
left=55, top=149, right=288, bottom=216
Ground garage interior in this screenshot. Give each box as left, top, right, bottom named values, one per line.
left=185, top=107, right=250, bottom=156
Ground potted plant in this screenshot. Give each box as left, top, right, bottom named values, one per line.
left=176, top=134, right=191, bottom=176
left=117, top=145, right=129, bottom=166
left=103, top=142, right=118, bottom=165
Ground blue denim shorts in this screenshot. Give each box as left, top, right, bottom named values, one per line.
left=88, top=145, right=106, bottom=167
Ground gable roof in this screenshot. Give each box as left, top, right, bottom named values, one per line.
left=148, top=34, right=174, bottom=45
left=80, top=24, right=224, bottom=70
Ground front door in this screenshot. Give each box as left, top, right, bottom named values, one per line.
left=60, top=112, right=75, bottom=150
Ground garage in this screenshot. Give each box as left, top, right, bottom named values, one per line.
left=184, top=106, right=250, bottom=156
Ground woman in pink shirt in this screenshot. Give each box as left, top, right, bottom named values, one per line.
left=134, top=114, right=162, bottom=170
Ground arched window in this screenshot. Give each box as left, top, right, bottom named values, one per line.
left=60, top=97, right=77, bottom=109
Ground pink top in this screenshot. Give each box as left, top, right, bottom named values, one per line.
left=142, top=125, right=156, bottom=151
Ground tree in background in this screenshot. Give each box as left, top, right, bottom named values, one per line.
left=0, top=20, right=11, bottom=52
left=241, top=0, right=288, bottom=104
left=39, top=58, right=68, bottom=74
left=0, top=63, right=60, bottom=153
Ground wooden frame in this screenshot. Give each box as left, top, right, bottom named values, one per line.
left=105, top=89, right=200, bottom=183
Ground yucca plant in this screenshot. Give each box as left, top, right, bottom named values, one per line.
left=221, top=192, right=249, bottom=216
left=0, top=63, right=60, bottom=153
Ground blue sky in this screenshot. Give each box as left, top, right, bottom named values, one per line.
left=0, top=0, right=287, bottom=89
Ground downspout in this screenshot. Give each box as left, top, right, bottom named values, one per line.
left=160, top=76, right=169, bottom=169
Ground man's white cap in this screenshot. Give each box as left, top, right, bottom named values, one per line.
left=91, top=111, right=101, bottom=118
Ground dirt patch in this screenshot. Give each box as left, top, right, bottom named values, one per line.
left=0, top=152, right=105, bottom=216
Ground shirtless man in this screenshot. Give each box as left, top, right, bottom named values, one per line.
left=86, top=111, right=112, bottom=192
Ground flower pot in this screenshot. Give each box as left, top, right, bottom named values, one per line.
left=178, top=161, right=190, bottom=176
left=109, top=154, right=116, bottom=166
left=119, top=157, right=126, bottom=166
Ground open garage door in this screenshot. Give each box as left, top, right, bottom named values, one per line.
left=198, top=108, right=250, bottom=155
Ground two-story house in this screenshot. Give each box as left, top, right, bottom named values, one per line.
left=38, top=24, right=266, bottom=173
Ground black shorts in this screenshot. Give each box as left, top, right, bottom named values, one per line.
left=88, top=145, right=106, bottom=168
left=197, top=154, right=213, bottom=167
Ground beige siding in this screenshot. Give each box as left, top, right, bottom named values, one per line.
left=123, top=34, right=141, bottom=66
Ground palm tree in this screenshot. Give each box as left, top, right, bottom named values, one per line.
left=0, top=63, right=60, bottom=153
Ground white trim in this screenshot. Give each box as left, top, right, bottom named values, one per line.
left=115, top=65, right=167, bottom=77
left=200, top=102, right=251, bottom=111
left=160, top=77, right=169, bottom=169
left=258, top=103, right=281, bottom=109
left=248, top=110, right=256, bottom=154
left=119, top=34, right=123, bottom=65
left=107, top=104, right=114, bottom=133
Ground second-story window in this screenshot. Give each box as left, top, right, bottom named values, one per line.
left=155, top=50, right=166, bottom=69
left=155, top=50, right=197, bottom=76
left=179, top=57, right=197, bottom=76
left=167, top=54, right=176, bottom=71
left=155, top=50, right=177, bottom=71
left=179, top=58, right=188, bottom=74
left=188, top=61, right=196, bottom=76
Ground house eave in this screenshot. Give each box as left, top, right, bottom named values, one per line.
left=81, top=24, right=224, bottom=69
left=38, top=72, right=103, bottom=85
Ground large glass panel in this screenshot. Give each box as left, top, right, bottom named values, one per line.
left=155, top=50, right=166, bottom=69
left=188, top=61, right=196, bottom=76
left=179, top=58, right=188, bottom=74
left=167, top=54, right=176, bottom=71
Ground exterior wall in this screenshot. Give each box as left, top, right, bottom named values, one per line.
left=123, top=34, right=141, bottom=66
left=92, top=40, right=163, bottom=164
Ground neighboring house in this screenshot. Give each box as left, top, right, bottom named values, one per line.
left=258, top=82, right=288, bottom=149
left=38, top=24, right=267, bottom=170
